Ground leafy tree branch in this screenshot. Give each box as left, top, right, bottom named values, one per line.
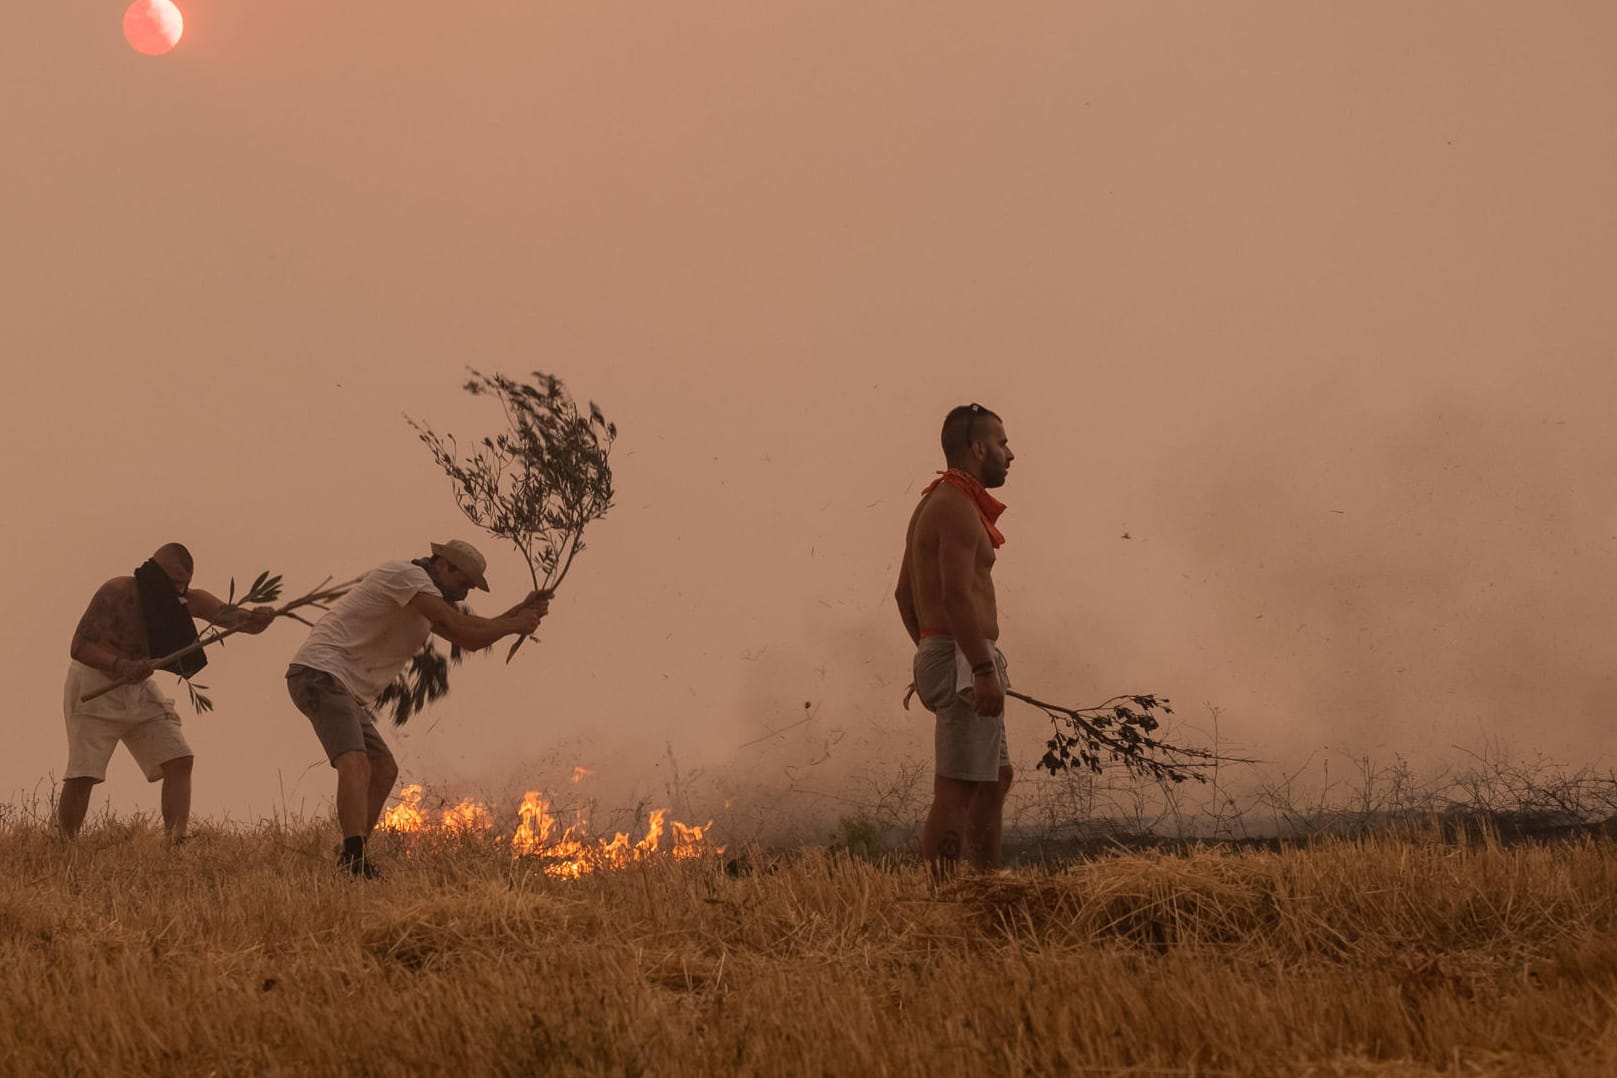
left=385, top=370, right=617, bottom=723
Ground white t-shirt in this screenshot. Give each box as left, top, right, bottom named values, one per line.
left=289, top=560, right=438, bottom=705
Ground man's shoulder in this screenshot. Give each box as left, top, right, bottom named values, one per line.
left=360, top=560, right=437, bottom=606
left=366, top=559, right=432, bottom=583
left=93, top=576, right=138, bottom=602
left=915, top=482, right=977, bottom=528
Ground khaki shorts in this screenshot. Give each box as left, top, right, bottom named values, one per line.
left=912, top=636, right=1010, bottom=783
left=286, top=664, right=391, bottom=764
left=62, top=661, right=192, bottom=783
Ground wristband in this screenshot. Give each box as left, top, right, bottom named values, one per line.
left=971, top=661, right=996, bottom=677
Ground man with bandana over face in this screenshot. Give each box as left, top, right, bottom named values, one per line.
left=62, top=542, right=277, bottom=841
left=285, top=539, right=547, bottom=878
left=896, top=404, right=1017, bottom=877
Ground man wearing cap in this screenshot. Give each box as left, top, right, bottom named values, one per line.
left=285, top=540, right=546, bottom=877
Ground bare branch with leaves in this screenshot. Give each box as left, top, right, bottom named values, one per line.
left=409, top=368, right=616, bottom=660
left=904, top=686, right=1249, bottom=786
left=382, top=370, right=617, bottom=724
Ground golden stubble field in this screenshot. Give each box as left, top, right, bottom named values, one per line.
left=3, top=816, right=1617, bottom=1076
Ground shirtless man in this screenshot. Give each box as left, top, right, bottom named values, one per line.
left=62, top=542, right=276, bottom=840
left=284, top=539, right=546, bottom=878
left=896, top=403, right=1016, bottom=874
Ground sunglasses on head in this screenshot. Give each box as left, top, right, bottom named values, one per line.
left=962, top=402, right=987, bottom=441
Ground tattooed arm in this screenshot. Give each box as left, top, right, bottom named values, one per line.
left=187, top=590, right=277, bottom=634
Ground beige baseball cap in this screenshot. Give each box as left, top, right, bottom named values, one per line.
left=429, top=539, right=490, bottom=591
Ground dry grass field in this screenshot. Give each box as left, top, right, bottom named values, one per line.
left=4, top=807, right=1617, bottom=1077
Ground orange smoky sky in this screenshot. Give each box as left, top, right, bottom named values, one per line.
left=3, top=3, right=1616, bottom=824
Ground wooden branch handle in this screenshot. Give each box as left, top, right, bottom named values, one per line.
left=78, top=625, right=248, bottom=704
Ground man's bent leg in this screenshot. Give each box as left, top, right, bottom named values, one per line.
left=364, top=753, right=399, bottom=835
left=159, top=755, right=194, bottom=840
left=923, top=774, right=978, bottom=879
left=333, top=751, right=372, bottom=839
left=58, top=777, right=96, bottom=838
left=965, top=764, right=1014, bottom=871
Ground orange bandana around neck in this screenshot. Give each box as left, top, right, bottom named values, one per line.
left=922, top=468, right=1007, bottom=548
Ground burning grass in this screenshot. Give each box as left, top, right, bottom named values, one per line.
left=377, top=783, right=721, bottom=878
left=3, top=808, right=1617, bottom=1075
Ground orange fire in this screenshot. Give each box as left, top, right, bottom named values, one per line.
left=380, top=781, right=721, bottom=877
left=510, top=792, right=718, bottom=877
left=379, top=784, right=494, bottom=835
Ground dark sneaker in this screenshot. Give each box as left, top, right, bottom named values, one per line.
left=338, top=852, right=383, bottom=880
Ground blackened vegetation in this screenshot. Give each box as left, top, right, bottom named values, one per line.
left=385, top=369, right=617, bottom=724
left=1023, top=692, right=1242, bottom=785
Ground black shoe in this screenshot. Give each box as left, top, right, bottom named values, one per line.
left=338, top=852, right=383, bottom=880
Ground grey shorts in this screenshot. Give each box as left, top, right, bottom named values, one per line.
left=286, top=664, right=391, bottom=765
left=912, top=636, right=1010, bottom=783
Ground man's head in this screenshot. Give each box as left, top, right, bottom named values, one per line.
left=940, top=403, right=1014, bottom=488
left=427, top=539, right=490, bottom=601
left=151, top=542, right=194, bottom=594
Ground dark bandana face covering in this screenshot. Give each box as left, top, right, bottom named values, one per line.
left=133, top=559, right=206, bottom=678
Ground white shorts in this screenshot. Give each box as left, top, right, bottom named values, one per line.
left=62, top=661, right=192, bottom=783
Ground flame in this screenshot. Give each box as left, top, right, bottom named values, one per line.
left=380, top=784, right=493, bottom=835
left=442, top=799, right=493, bottom=833
left=379, top=784, right=428, bottom=832
left=570, top=765, right=593, bottom=784
left=509, top=794, right=721, bottom=877
left=671, top=818, right=714, bottom=859
left=511, top=789, right=560, bottom=852
left=380, top=783, right=723, bottom=876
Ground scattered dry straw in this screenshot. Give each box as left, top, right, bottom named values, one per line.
left=2, top=816, right=1616, bottom=1075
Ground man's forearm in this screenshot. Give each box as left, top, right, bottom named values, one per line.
left=496, top=597, right=539, bottom=619
left=441, top=614, right=526, bottom=651
left=71, top=639, right=128, bottom=674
